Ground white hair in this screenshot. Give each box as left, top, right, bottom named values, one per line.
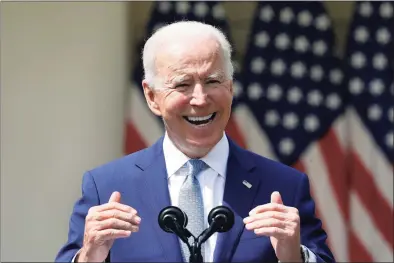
left=142, top=21, right=234, bottom=89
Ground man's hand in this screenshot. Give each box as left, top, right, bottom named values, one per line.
left=77, top=191, right=141, bottom=262
left=243, top=191, right=302, bottom=262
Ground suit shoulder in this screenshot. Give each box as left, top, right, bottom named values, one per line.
left=86, top=147, right=151, bottom=178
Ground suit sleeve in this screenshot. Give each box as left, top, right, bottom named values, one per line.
left=55, top=171, right=100, bottom=262
left=295, top=173, right=336, bottom=263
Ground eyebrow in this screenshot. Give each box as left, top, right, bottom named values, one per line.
left=206, top=72, right=225, bottom=80
left=171, top=75, right=190, bottom=84
left=167, top=71, right=225, bottom=85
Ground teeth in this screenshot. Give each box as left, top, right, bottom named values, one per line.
left=187, top=114, right=213, bottom=122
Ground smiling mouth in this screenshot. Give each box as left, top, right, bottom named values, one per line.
left=183, top=112, right=217, bottom=126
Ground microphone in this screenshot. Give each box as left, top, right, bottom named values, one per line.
left=197, top=206, right=235, bottom=245
left=158, top=206, right=193, bottom=245
left=158, top=205, right=234, bottom=263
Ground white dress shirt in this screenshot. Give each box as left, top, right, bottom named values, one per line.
left=163, top=132, right=229, bottom=262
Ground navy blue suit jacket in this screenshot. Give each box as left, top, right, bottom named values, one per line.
left=55, top=136, right=334, bottom=262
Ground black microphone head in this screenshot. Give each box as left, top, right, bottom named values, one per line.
left=158, top=206, right=188, bottom=233
left=208, top=206, right=234, bottom=232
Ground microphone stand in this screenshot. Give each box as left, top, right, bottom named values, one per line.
left=167, top=219, right=202, bottom=263
left=188, top=239, right=203, bottom=263
left=186, top=216, right=224, bottom=263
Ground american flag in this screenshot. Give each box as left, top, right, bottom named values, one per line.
left=231, top=1, right=393, bottom=261
left=124, top=1, right=243, bottom=154
left=124, top=1, right=394, bottom=262
left=343, top=1, right=393, bottom=261
left=231, top=2, right=351, bottom=261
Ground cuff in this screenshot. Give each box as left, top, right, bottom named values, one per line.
left=71, top=249, right=82, bottom=262
left=301, top=245, right=318, bottom=262
left=277, top=245, right=318, bottom=263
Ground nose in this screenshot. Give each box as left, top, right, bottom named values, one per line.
left=189, top=84, right=208, bottom=106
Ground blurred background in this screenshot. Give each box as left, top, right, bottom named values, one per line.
left=1, top=1, right=393, bottom=262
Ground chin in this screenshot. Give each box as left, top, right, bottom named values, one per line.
left=185, top=134, right=222, bottom=151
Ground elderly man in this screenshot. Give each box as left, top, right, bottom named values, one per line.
left=55, top=21, right=334, bottom=263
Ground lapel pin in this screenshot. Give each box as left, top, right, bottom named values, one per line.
left=243, top=180, right=252, bottom=189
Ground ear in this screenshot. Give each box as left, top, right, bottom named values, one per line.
left=142, top=80, right=162, bottom=116
left=228, top=80, right=234, bottom=95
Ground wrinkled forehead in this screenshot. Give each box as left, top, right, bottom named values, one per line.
left=155, top=39, right=225, bottom=79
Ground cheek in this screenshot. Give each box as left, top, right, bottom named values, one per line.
left=165, top=93, right=190, bottom=115
left=212, top=87, right=233, bottom=107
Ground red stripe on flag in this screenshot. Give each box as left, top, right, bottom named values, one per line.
left=349, top=230, right=373, bottom=262
left=292, top=160, right=334, bottom=253
left=225, top=114, right=247, bottom=148
left=292, top=160, right=306, bottom=173
left=349, top=151, right=393, bottom=247
left=318, top=128, right=349, bottom=220
left=124, top=122, right=148, bottom=154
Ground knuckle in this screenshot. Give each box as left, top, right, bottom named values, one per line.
left=86, top=213, right=94, bottom=222
left=123, top=221, right=130, bottom=229
left=129, top=214, right=136, bottom=222
left=291, top=213, right=300, bottom=223
left=112, top=210, right=119, bottom=218
left=98, top=221, right=106, bottom=230
left=88, top=206, right=97, bottom=215
left=88, top=207, right=95, bottom=214
left=93, top=213, right=102, bottom=221
left=271, top=211, right=278, bottom=217
left=100, top=219, right=111, bottom=229
left=130, top=208, right=137, bottom=215
left=109, top=218, right=117, bottom=227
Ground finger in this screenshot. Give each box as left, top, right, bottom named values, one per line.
left=249, top=203, right=290, bottom=215
left=243, top=211, right=287, bottom=224
left=96, top=229, right=132, bottom=242
left=109, top=191, right=121, bottom=203
left=253, top=227, right=289, bottom=238
left=96, top=218, right=139, bottom=232
left=95, top=202, right=137, bottom=214
left=245, top=218, right=286, bottom=231
left=94, top=209, right=141, bottom=225
left=271, top=191, right=283, bottom=205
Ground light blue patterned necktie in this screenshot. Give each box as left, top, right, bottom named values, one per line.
left=178, top=159, right=208, bottom=262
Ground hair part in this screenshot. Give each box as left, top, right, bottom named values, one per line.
left=142, top=21, right=234, bottom=89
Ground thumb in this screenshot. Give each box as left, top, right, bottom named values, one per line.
left=271, top=191, right=283, bottom=205
left=109, top=191, right=121, bottom=203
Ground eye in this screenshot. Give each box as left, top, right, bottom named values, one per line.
left=174, top=83, right=189, bottom=89
left=206, top=79, right=221, bottom=84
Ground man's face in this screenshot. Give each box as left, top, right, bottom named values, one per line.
left=143, top=38, right=233, bottom=157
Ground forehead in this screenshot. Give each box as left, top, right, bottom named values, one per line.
left=155, top=39, right=224, bottom=78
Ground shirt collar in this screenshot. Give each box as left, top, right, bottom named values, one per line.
left=163, top=132, right=229, bottom=178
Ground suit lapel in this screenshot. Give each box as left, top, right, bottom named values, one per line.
left=135, top=137, right=184, bottom=262
left=214, top=138, right=261, bottom=263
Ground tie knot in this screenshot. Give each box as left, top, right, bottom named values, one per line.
left=187, top=159, right=208, bottom=177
